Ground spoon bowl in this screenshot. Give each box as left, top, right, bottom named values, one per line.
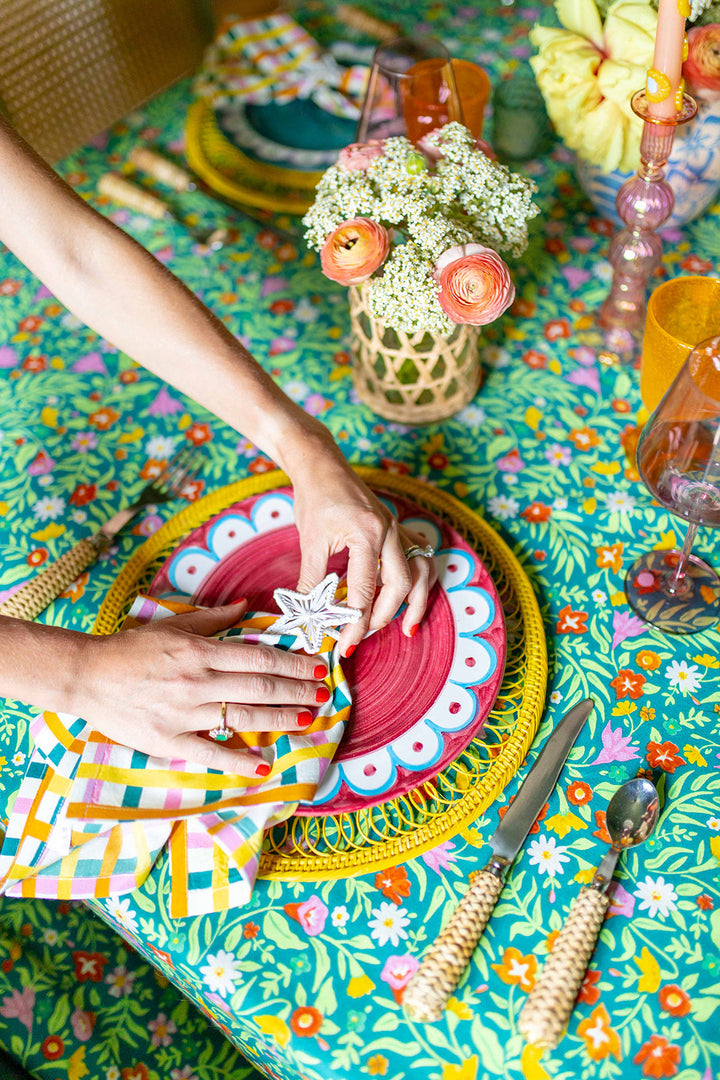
left=606, top=776, right=660, bottom=850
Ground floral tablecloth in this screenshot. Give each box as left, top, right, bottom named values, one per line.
left=0, top=2, right=719, bottom=1079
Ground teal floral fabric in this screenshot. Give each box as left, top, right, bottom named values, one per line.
left=0, top=1, right=719, bottom=1079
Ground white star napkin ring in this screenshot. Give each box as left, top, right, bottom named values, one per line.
left=267, top=572, right=362, bottom=654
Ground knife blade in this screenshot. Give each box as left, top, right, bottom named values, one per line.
left=402, top=697, right=594, bottom=1023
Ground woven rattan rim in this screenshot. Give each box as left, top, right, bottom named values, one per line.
left=92, top=468, right=547, bottom=879
left=185, top=99, right=317, bottom=214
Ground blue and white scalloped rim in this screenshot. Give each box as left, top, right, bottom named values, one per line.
left=160, top=493, right=499, bottom=802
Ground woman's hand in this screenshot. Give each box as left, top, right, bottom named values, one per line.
left=69, top=602, right=329, bottom=773
left=290, top=450, right=436, bottom=655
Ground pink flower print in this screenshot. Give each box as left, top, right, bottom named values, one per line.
left=71, top=351, right=108, bottom=375
left=148, top=1012, right=177, bottom=1047
left=261, top=276, right=289, bottom=297
left=147, top=386, right=183, bottom=416
left=607, top=882, right=635, bottom=918
left=610, top=610, right=646, bottom=649
left=496, top=449, right=525, bottom=473
left=592, top=720, right=640, bottom=764
left=132, top=513, right=163, bottom=537
left=545, top=443, right=572, bottom=467
left=284, top=895, right=329, bottom=936
left=0, top=985, right=35, bottom=1031
left=380, top=954, right=419, bottom=990
left=568, top=367, right=601, bottom=393
left=421, top=840, right=458, bottom=872
left=562, top=267, right=591, bottom=290
left=71, top=431, right=98, bottom=453
left=70, top=1007, right=95, bottom=1041
left=304, top=394, right=332, bottom=416
left=0, top=345, right=17, bottom=368
left=27, top=450, right=55, bottom=475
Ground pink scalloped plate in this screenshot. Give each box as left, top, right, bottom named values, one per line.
left=150, top=487, right=506, bottom=814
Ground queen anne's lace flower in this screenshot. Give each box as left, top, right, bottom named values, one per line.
left=303, top=123, right=538, bottom=334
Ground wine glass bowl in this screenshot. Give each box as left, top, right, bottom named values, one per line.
left=626, top=335, right=720, bottom=634
left=356, top=37, right=462, bottom=145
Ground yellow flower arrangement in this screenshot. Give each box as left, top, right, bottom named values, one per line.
left=530, top=0, right=657, bottom=172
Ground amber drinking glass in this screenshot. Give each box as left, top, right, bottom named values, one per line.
left=356, top=37, right=462, bottom=145
left=626, top=335, right=720, bottom=634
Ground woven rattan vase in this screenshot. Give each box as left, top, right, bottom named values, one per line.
left=349, top=284, right=481, bottom=424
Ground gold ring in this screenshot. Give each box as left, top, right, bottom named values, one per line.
left=404, top=543, right=435, bottom=560
left=208, top=700, right=231, bottom=742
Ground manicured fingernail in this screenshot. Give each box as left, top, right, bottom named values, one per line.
left=313, top=664, right=328, bottom=679
left=255, top=762, right=271, bottom=776
left=345, top=644, right=357, bottom=658
left=297, top=711, right=314, bottom=728
left=408, top=623, right=419, bottom=637
left=315, top=687, right=331, bottom=704
left=232, top=596, right=247, bottom=605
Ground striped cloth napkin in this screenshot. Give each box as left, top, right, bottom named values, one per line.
left=0, top=595, right=352, bottom=918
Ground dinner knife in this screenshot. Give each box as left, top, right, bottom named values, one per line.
left=402, top=697, right=594, bottom=1023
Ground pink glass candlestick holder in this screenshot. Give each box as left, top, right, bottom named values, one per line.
left=597, top=89, right=697, bottom=360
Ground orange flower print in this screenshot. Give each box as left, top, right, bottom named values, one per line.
left=556, top=605, right=589, bottom=634
left=181, top=479, right=205, bottom=502
left=41, top=1035, right=64, bottom=1060
left=0, top=279, right=21, bottom=296
left=368, top=1056, right=389, bottom=1076
left=184, top=422, right=212, bottom=445
left=499, top=798, right=547, bottom=833
left=544, top=318, right=571, bottom=341
left=290, top=1006, right=323, bottom=1037
left=522, top=348, right=547, bottom=369
left=88, top=406, right=120, bottom=430
left=697, top=894, right=713, bottom=910
left=593, top=810, right=611, bottom=843
left=521, top=502, right=551, bottom=523
left=69, top=483, right=97, bottom=506
left=636, top=650, right=661, bottom=671
left=26, top=548, right=48, bottom=567
left=491, top=946, right=537, bottom=991
left=577, top=969, right=601, bottom=1005
left=22, top=355, right=47, bottom=372
left=19, top=315, right=43, bottom=332
left=512, top=297, right=536, bottom=317
left=658, top=984, right=691, bottom=1017
left=577, top=1004, right=621, bottom=1061
left=595, top=542, right=624, bottom=572
left=633, top=1035, right=681, bottom=1077
left=121, top=1066, right=151, bottom=1080
left=248, top=456, right=275, bottom=474
left=375, top=866, right=411, bottom=904
left=566, top=781, right=592, bottom=806
left=646, top=741, right=685, bottom=773
left=610, top=669, right=646, bottom=700
left=569, top=427, right=600, bottom=451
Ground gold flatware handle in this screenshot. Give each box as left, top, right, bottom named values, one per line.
left=98, top=173, right=168, bottom=219
left=0, top=535, right=108, bottom=620
left=403, top=869, right=505, bottom=1023
left=518, top=887, right=610, bottom=1050
left=128, top=147, right=193, bottom=191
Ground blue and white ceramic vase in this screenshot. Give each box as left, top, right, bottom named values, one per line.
left=575, top=95, right=720, bottom=229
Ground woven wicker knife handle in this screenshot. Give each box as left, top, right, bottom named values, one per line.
left=403, top=869, right=505, bottom=1023
left=518, top=887, right=610, bottom=1049
left=128, top=147, right=193, bottom=192
left=0, top=535, right=107, bottom=620
left=98, top=174, right=169, bottom=219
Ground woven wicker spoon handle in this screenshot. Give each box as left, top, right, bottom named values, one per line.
left=0, top=534, right=107, bottom=620
left=403, top=869, right=505, bottom=1023
left=517, top=886, right=609, bottom=1049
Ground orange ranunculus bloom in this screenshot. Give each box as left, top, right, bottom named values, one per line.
left=658, top=984, right=691, bottom=1017
left=577, top=1003, right=621, bottom=1062
left=375, top=865, right=411, bottom=904
left=646, top=741, right=685, bottom=773
left=320, top=218, right=389, bottom=286
left=636, top=650, right=661, bottom=671
left=569, top=426, right=600, bottom=451
left=610, top=668, right=646, bottom=700
left=556, top=605, right=589, bottom=634
left=435, top=244, right=514, bottom=326
left=684, top=25, right=720, bottom=91
left=491, top=946, right=537, bottom=991
left=595, top=542, right=624, bottom=572
left=290, top=1005, right=323, bottom=1037
left=566, top=780, right=592, bottom=806
left=633, top=1035, right=681, bottom=1077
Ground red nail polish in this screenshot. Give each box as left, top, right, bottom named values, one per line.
left=409, top=623, right=419, bottom=637
left=255, top=762, right=271, bottom=777
left=315, top=687, right=331, bottom=704
left=297, top=711, right=314, bottom=728
left=313, top=664, right=328, bottom=679
left=231, top=596, right=247, bottom=605
left=345, top=644, right=357, bottom=657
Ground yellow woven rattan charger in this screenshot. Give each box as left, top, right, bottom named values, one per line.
left=93, top=468, right=547, bottom=880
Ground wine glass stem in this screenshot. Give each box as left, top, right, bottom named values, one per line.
left=665, top=522, right=698, bottom=597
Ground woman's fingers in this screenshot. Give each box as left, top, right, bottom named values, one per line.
left=207, top=639, right=327, bottom=683
left=206, top=670, right=330, bottom=710
left=168, top=733, right=270, bottom=777
left=195, top=702, right=319, bottom=733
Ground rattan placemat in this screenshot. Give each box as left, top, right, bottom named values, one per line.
left=93, top=468, right=547, bottom=878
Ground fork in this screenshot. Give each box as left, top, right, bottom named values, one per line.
left=0, top=446, right=203, bottom=621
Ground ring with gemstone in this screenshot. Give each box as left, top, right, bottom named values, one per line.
left=209, top=701, right=231, bottom=742
left=403, top=543, right=435, bottom=560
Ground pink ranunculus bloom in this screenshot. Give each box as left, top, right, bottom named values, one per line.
left=434, top=244, right=514, bottom=326
left=380, top=954, right=419, bottom=990
left=684, top=25, right=720, bottom=94
left=338, top=139, right=386, bottom=171
left=320, top=218, right=390, bottom=286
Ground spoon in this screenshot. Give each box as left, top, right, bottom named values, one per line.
left=517, top=777, right=660, bottom=1050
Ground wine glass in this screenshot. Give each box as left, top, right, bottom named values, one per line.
left=625, top=335, right=720, bottom=634
left=356, top=37, right=463, bottom=146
